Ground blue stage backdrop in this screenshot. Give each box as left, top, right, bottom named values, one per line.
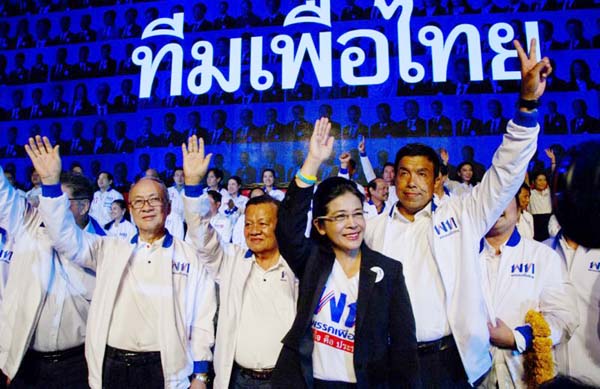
left=1, top=0, right=599, bottom=187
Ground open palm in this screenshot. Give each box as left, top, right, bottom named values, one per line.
left=308, top=117, right=333, bottom=164
left=24, top=136, right=62, bottom=185
left=182, top=136, right=212, bottom=186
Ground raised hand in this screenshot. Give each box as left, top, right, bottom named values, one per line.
left=358, top=135, right=366, bottom=155
left=339, top=152, right=351, bottom=169
left=544, top=148, right=555, bottom=163
left=514, top=39, right=552, bottom=101
left=439, top=148, right=449, bottom=165
left=24, top=136, right=61, bottom=185
left=307, top=117, right=333, bottom=164
left=297, top=118, right=333, bottom=186
left=181, top=136, right=212, bottom=186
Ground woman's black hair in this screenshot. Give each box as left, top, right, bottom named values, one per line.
left=262, top=168, right=278, bottom=189
left=310, top=177, right=365, bottom=245
left=456, top=161, right=477, bottom=184
left=105, top=199, right=131, bottom=229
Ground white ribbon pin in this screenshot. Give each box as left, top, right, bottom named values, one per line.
left=370, top=266, right=385, bottom=283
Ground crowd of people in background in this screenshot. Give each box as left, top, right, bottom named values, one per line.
left=0, top=41, right=598, bottom=388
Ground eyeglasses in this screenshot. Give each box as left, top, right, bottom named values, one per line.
left=316, top=211, right=365, bottom=224
left=129, top=196, right=164, bottom=209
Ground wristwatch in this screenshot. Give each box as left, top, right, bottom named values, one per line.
left=193, top=373, right=209, bottom=383
left=518, top=98, right=540, bottom=110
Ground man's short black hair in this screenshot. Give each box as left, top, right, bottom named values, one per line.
left=207, top=190, right=222, bottom=204
left=61, top=172, right=94, bottom=201
left=394, top=143, right=440, bottom=177
left=246, top=195, right=280, bottom=211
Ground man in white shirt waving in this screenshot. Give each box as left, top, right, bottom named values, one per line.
left=0, top=168, right=104, bottom=388
left=23, top=137, right=216, bottom=389
left=181, top=136, right=298, bottom=388
left=364, top=39, right=552, bottom=386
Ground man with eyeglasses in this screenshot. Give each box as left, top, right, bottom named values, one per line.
left=23, top=136, right=217, bottom=389
left=181, top=136, right=298, bottom=389
left=0, top=166, right=104, bottom=389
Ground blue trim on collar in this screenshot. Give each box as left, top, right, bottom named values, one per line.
left=552, top=229, right=563, bottom=250
left=244, top=249, right=253, bottom=259
left=388, top=204, right=395, bottom=217
left=506, top=227, right=521, bottom=247
left=431, top=199, right=437, bottom=213
left=443, top=187, right=450, bottom=196
left=89, top=217, right=107, bottom=236
left=479, top=227, right=521, bottom=253
left=129, top=230, right=173, bottom=248
left=42, top=184, right=62, bottom=198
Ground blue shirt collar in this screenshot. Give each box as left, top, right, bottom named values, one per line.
left=130, top=230, right=173, bottom=248
left=479, top=227, right=521, bottom=253
left=87, top=217, right=107, bottom=236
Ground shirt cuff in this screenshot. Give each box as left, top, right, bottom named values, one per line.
left=359, top=151, right=367, bottom=157
left=184, top=185, right=203, bottom=198
left=513, top=110, right=538, bottom=128
left=339, top=167, right=348, bottom=175
left=194, top=361, right=209, bottom=374
left=514, top=325, right=533, bottom=353
left=42, top=184, right=62, bottom=198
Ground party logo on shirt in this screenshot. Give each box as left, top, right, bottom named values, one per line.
left=433, top=217, right=459, bottom=238
left=312, top=290, right=357, bottom=353
left=510, top=262, right=535, bottom=279
left=172, top=260, right=190, bottom=275
left=588, top=261, right=600, bottom=273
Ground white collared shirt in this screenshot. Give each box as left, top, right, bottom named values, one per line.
left=528, top=187, right=552, bottom=215
left=30, top=220, right=99, bottom=352
left=168, top=186, right=184, bottom=220
left=380, top=204, right=451, bottom=341
left=107, top=236, right=169, bottom=352
left=90, top=188, right=123, bottom=227
left=516, top=210, right=534, bottom=239
left=234, top=256, right=296, bottom=369
left=106, top=219, right=137, bottom=241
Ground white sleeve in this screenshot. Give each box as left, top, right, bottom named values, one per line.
left=183, top=194, right=229, bottom=283
left=458, top=117, right=539, bottom=238
left=38, top=192, right=102, bottom=270
left=190, top=263, right=216, bottom=364
left=547, top=214, right=561, bottom=239
left=540, top=248, right=579, bottom=346
left=360, top=154, right=376, bottom=183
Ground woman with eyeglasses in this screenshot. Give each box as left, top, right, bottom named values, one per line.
left=272, top=118, right=419, bottom=388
